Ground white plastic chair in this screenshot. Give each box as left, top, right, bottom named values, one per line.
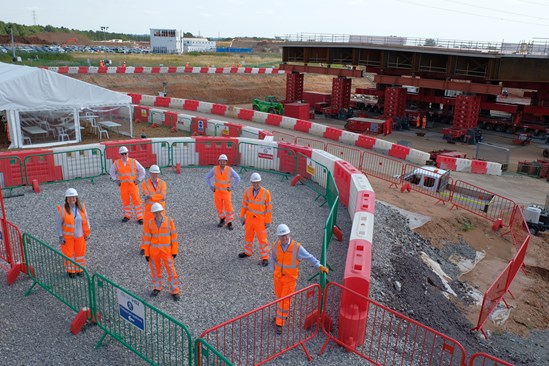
left=98, top=126, right=109, bottom=140
left=89, top=118, right=100, bottom=135
left=23, top=135, right=32, bottom=145
left=56, top=126, right=69, bottom=142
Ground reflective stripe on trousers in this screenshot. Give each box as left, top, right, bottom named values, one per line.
left=148, top=255, right=180, bottom=294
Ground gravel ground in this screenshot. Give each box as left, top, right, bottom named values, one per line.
left=1, top=168, right=547, bottom=365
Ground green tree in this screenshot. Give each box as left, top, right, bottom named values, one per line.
left=424, top=38, right=437, bottom=47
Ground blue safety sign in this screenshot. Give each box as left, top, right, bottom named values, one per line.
left=117, top=289, right=145, bottom=331
left=198, top=120, right=204, bottom=132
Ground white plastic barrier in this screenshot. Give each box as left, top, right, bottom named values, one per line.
left=197, top=101, right=214, bottom=114
left=252, top=110, right=269, bottom=124
left=170, top=137, right=200, bottom=166
left=311, top=150, right=341, bottom=189
left=339, top=131, right=360, bottom=146
left=280, top=116, right=297, bottom=130
left=486, top=162, right=503, bottom=176
left=241, top=126, right=262, bottom=139
left=142, top=67, right=153, bottom=74
left=373, top=139, right=393, bottom=154
left=125, top=66, right=136, bottom=74
left=406, top=149, right=430, bottom=166
left=68, top=66, right=79, bottom=74
left=349, top=173, right=374, bottom=217
left=140, top=95, right=157, bottom=107
left=456, top=158, right=472, bottom=172
left=309, top=123, right=327, bottom=138
left=238, top=138, right=281, bottom=172
left=350, top=211, right=375, bottom=242
left=168, top=98, right=184, bottom=109
left=207, top=119, right=227, bottom=136
left=53, top=144, right=104, bottom=180
left=87, top=67, right=98, bottom=74
left=176, top=114, right=194, bottom=132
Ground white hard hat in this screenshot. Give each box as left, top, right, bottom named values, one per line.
left=277, top=224, right=290, bottom=236
left=119, top=146, right=129, bottom=154
left=151, top=203, right=164, bottom=213
left=149, top=165, right=160, bottom=174
left=250, top=172, right=262, bottom=182
left=218, top=154, right=228, bottom=161
left=65, top=188, right=78, bottom=197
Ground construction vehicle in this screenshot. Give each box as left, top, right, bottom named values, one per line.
left=512, top=133, right=532, bottom=146
left=524, top=205, right=549, bottom=235
left=252, top=96, right=283, bottom=115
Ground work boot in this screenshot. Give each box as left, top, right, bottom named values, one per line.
left=217, top=218, right=225, bottom=227
left=150, top=289, right=161, bottom=297
left=227, top=222, right=233, bottom=230
left=137, top=219, right=143, bottom=225
left=76, top=272, right=84, bottom=277
left=121, top=217, right=130, bottom=223
left=262, top=259, right=269, bottom=267
left=67, top=272, right=76, bottom=278
left=238, top=252, right=251, bottom=258
left=172, top=293, right=181, bottom=302
left=276, top=325, right=283, bottom=335
left=140, top=249, right=145, bottom=256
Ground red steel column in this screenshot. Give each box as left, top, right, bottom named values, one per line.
left=285, top=73, right=304, bottom=103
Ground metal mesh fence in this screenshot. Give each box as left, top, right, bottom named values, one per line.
left=475, top=143, right=510, bottom=170
left=195, top=338, right=234, bottom=366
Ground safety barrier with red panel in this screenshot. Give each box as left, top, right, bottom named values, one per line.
left=151, top=66, right=161, bottom=73
left=102, top=139, right=157, bottom=169
left=277, top=142, right=313, bottom=178
left=237, top=108, right=255, bottom=121
left=450, top=180, right=515, bottom=227
left=294, top=119, right=312, bottom=133
left=116, top=66, right=126, bottom=74
left=191, top=117, right=208, bottom=136
left=154, top=96, right=171, bottom=108
left=325, top=143, right=363, bottom=172
left=388, top=144, right=411, bottom=160
left=437, top=155, right=458, bottom=170
left=266, top=114, right=283, bottom=127
left=194, top=136, right=239, bottom=166
left=221, top=122, right=243, bottom=137
left=0, top=154, right=25, bottom=189
left=505, top=205, right=530, bottom=251
left=323, top=127, right=343, bottom=141
left=471, top=160, right=488, bottom=174
left=134, top=66, right=144, bottom=73
left=361, top=151, right=404, bottom=188
left=210, top=104, right=228, bottom=116
left=471, top=261, right=513, bottom=339
left=22, top=150, right=63, bottom=185
left=333, top=160, right=361, bottom=208
left=258, top=130, right=273, bottom=139
left=58, top=66, right=69, bottom=74
left=355, top=135, right=377, bottom=150
left=133, top=105, right=150, bottom=123
left=401, top=164, right=452, bottom=204
left=321, top=282, right=467, bottom=364
left=128, top=93, right=143, bottom=105
left=162, top=111, right=178, bottom=130
left=78, top=66, right=88, bottom=74
left=271, top=130, right=296, bottom=143
left=183, top=100, right=199, bottom=111
left=167, top=66, right=177, bottom=73
left=198, top=284, right=322, bottom=365
left=468, top=352, right=514, bottom=366
left=295, top=136, right=325, bottom=151
left=354, top=184, right=376, bottom=215
left=98, top=66, right=108, bottom=74
left=5, top=220, right=25, bottom=284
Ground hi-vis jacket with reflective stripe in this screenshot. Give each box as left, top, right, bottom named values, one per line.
left=273, top=239, right=301, bottom=280
left=142, top=178, right=167, bottom=206
left=57, top=204, right=90, bottom=238
left=143, top=216, right=178, bottom=257
left=214, top=166, right=233, bottom=191
left=114, top=158, right=137, bottom=183
left=240, top=187, right=272, bottom=223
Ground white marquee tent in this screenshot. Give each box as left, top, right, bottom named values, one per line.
left=0, top=62, right=132, bottom=149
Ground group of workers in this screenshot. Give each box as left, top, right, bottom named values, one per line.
left=57, top=147, right=328, bottom=333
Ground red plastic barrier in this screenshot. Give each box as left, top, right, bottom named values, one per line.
left=184, top=67, right=193, bottom=73
left=244, top=67, right=253, bottom=73
left=230, top=67, right=238, bottom=73
left=388, top=144, right=411, bottom=160
left=237, top=109, right=255, bottom=121
left=355, top=135, right=376, bottom=149
left=151, top=67, right=161, bottom=73
left=194, top=136, right=239, bottom=166
left=102, top=139, right=157, bottom=168
left=258, top=68, right=267, bottom=74
left=211, top=104, right=228, bottom=116
left=133, top=105, right=149, bottom=123
left=200, top=67, right=209, bottom=73
left=18, top=149, right=61, bottom=184
left=323, top=127, right=343, bottom=141
left=215, top=67, right=224, bottom=74
left=98, top=66, right=108, bottom=74
left=294, top=119, right=312, bottom=133
left=183, top=99, right=199, bottom=111
left=355, top=190, right=376, bottom=214
left=154, top=96, right=171, bottom=107
left=333, top=161, right=361, bottom=208
left=78, top=66, right=88, bottom=74
left=191, top=117, right=208, bottom=136
left=0, top=155, right=24, bottom=188
left=128, top=93, right=143, bottom=105
left=278, top=142, right=312, bottom=176
left=436, top=155, right=458, bottom=170
left=266, top=114, right=283, bottom=127
left=221, top=122, right=242, bottom=137
left=471, top=160, right=488, bottom=174
left=258, top=130, right=273, bottom=139
left=167, top=67, right=177, bottom=73
left=134, top=66, right=144, bottom=73
left=290, top=174, right=302, bottom=186
left=58, top=66, right=69, bottom=74
left=116, top=66, right=126, bottom=74
left=163, top=111, right=178, bottom=129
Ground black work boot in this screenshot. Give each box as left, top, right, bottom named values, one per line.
left=217, top=218, right=225, bottom=227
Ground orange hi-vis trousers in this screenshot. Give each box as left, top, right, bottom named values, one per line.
left=61, top=236, right=86, bottom=274
left=149, top=255, right=180, bottom=295
left=214, top=190, right=234, bottom=222
left=243, top=218, right=269, bottom=259
left=274, top=275, right=297, bottom=326
left=120, top=181, right=143, bottom=220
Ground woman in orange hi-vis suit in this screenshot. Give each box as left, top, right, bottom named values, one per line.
left=205, top=154, right=241, bottom=230
left=57, top=188, right=90, bottom=278
left=239, top=172, right=272, bottom=266
left=270, top=224, right=328, bottom=335
left=109, top=146, right=146, bottom=224
left=140, top=164, right=167, bottom=254
left=143, top=203, right=180, bottom=301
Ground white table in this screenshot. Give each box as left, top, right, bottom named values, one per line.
left=99, top=121, right=122, bottom=134
left=22, top=126, right=47, bottom=135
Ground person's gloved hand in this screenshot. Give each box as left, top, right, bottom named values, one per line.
left=241, top=218, right=245, bottom=226
left=84, top=236, right=89, bottom=241
left=172, top=254, right=177, bottom=259
left=145, top=256, right=150, bottom=262
left=227, top=187, right=231, bottom=192
left=265, top=223, right=270, bottom=229
left=145, top=195, right=152, bottom=200
left=319, top=265, right=329, bottom=274
left=59, top=236, right=65, bottom=245
left=210, top=187, right=215, bottom=192
left=115, top=180, right=121, bottom=186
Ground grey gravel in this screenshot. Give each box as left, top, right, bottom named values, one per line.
left=1, top=169, right=547, bottom=365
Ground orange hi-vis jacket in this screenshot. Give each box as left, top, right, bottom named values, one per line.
left=142, top=178, right=167, bottom=208
left=214, top=166, right=233, bottom=191
left=114, top=158, right=137, bottom=183
left=240, top=187, right=272, bottom=223
left=58, top=204, right=91, bottom=238
left=273, top=239, right=301, bottom=280
left=143, top=216, right=178, bottom=258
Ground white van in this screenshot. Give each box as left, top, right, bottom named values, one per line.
left=403, top=166, right=450, bottom=192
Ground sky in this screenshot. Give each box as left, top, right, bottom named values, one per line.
left=2, top=0, right=548, bottom=43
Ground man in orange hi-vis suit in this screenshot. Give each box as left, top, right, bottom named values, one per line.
left=205, top=154, right=241, bottom=230
left=143, top=203, right=180, bottom=301
left=270, top=224, right=329, bottom=335
left=239, top=172, right=272, bottom=266
left=140, top=164, right=167, bottom=255
left=109, top=146, right=146, bottom=224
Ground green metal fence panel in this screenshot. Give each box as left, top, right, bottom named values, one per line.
left=195, top=338, right=234, bottom=366
left=325, top=171, right=339, bottom=208
left=295, top=152, right=329, bottom=204
left=238, top=141, right=293, bottom=177
left=93, top=273, right=193, bottom=366
left=51, top=148, right=104, bottom=182
left=171, top=141, right=200, bottom=168
left=149, top=109, right=165, bottom=126
left=0, top=156, right=24, bottom=192
left=103, top=141, right=171, bottom=170
left=22, top=233, right=93, bottom=314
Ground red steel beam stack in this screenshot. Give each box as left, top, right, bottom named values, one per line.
left=453, top=95, right=481, bottom=130
left=286, top=72, right=304, bottom=103
left=383, top=87, right=407, bottom=118
left=331, top=77, right=352, bottom=111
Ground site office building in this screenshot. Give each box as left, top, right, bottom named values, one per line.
left=150, top=29, right=216, bottom=54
